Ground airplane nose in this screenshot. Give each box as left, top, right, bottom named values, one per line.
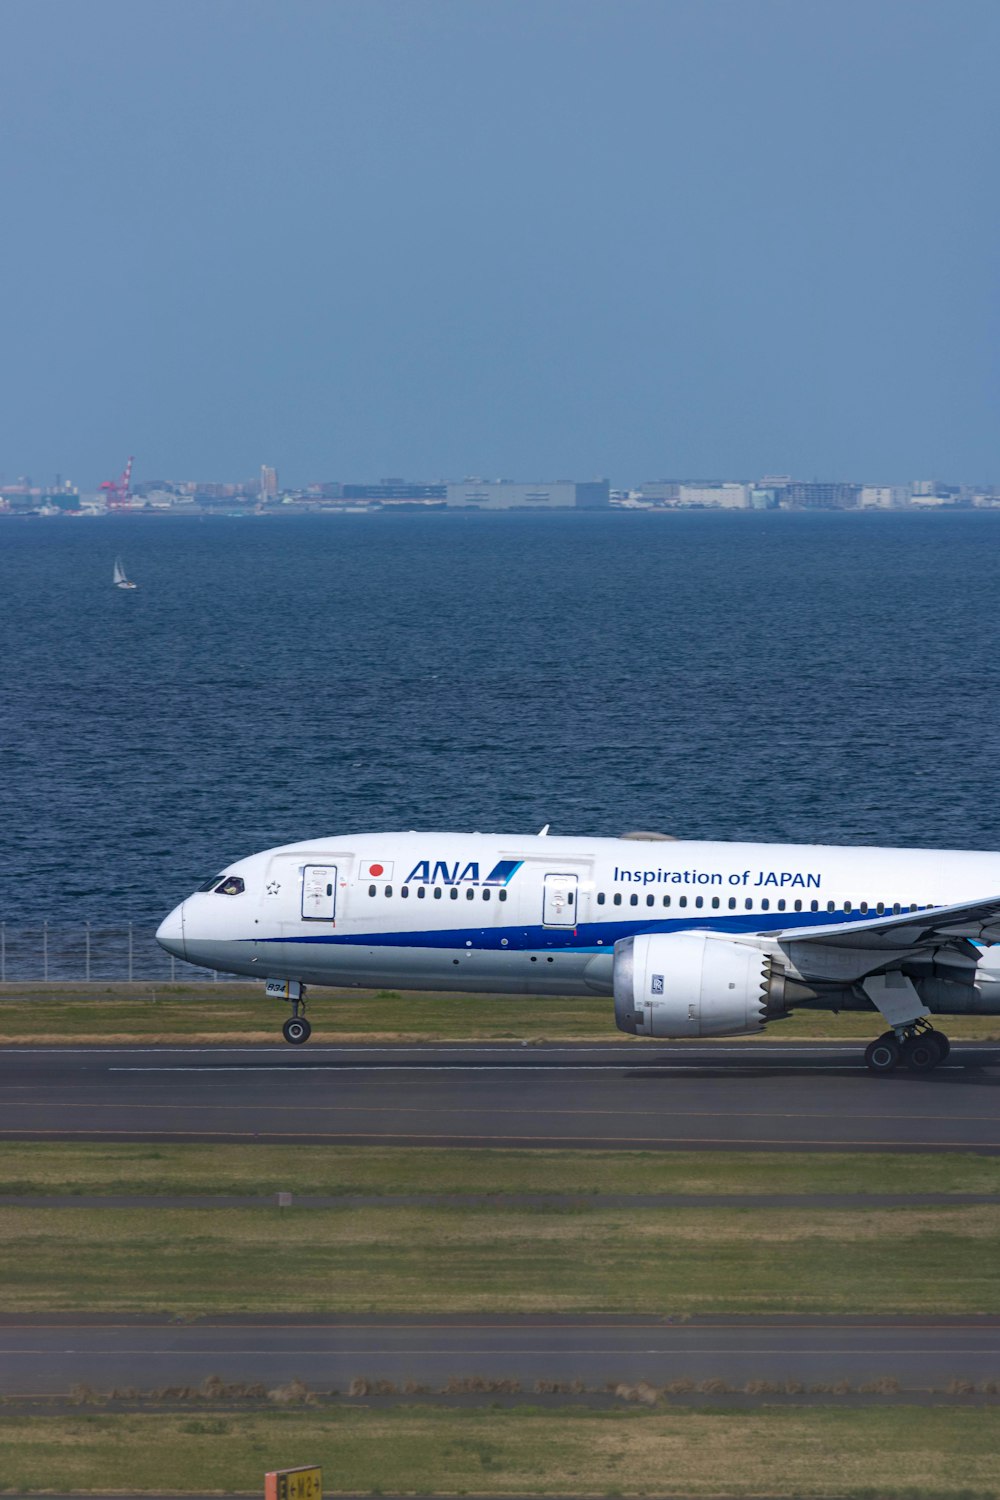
left=156, top=901, right=186, bottom=960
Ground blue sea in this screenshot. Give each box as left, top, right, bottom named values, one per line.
left=3, top=509, right=1000, bottom=958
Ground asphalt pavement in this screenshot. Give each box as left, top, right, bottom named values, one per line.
left=1, top=1314, right=998, bottom=1394
left=2, top=1040, right=999, bottom=1150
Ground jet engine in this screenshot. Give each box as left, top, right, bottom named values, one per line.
left=613, top=931, right=796, bottom=1038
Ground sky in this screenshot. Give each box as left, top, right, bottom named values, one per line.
left=0, top=0, right=998, bottom=489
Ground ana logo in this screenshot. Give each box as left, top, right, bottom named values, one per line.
left=403, top=858, right=523, bottom=887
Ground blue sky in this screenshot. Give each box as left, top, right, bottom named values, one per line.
left=1, top=0, right=997, bottom=488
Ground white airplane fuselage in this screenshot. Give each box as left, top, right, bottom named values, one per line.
left=156, top=831, right=1000, bottom=1019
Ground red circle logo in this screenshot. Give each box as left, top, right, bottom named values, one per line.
left=369, top=863, right=384, bottom=877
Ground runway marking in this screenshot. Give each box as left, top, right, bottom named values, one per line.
left=2, top=1320, right=996, bottom=1330
left=107, top=1063, right=876, bottom=1074
left=0, top=1050, right=917, bottom=1062
left=2, top=1129, right=999, bottom=1148
left=7, top=1098, right=999, bottom=1123
left=3, top=1350, right=995, bottom=1362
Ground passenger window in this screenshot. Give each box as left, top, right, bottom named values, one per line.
left=646, top=894, right=655, bottom=907
left=629, top=894, right=638, bottom=907
left=499, top=889, right=507, bottom=902
left=368, top=884, right=377, bottom=897
left=711, top=897, right=719, bottom=909
left=876, top=902, right=884, bottom=915
left=844, top=901, right=852, bottom=914
left=728, top=897, right=736, bottom=910
left=434, top=888, right=442, bottom=899
left=745, top=898, right=753, bottom=910
left=777, top=899, right=786, bottom=911
left=613, top=893, right=622, bottom=906
left=859, top=902, right=868, bottom=915
left=385, top=885, right=393, bottom=898
left=695, top=896, right=703, bottom=909
left=679, top=895, right=687, bottom=908
left=216, top=876, right=245, bottom=896
left=663, top=895, right=671, bottom=907
left=401, top=886, right=409, bottom=898
left=450, top=888, right=459, bottom=900
left=483, top=889, right=491, bottom=901
left=466, top=888, right=475, bottom=900
left=810, top=900, right=818, bottom=911
left=827, top=901, right=835, bottom=913
left=597, top=893, right=605, bottom=906
left=417, top=887, right=426, bottom=899
left=761, top=899, right=769, bottom=911
left=893, top=903, right=900, bottom=915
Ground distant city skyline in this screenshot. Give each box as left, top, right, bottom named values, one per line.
left=4, top=466, right=999, bottom=516
left=1, top=0, right=998, bottom=487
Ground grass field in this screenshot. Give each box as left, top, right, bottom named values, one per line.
left=4, top=981, right=1000, bottom=1043
left=2, top=1200, right=998, bottom=1315
left=1, top=1405, right=999, bottom=1496
left=3, top=1141, right=1000, bottom=1198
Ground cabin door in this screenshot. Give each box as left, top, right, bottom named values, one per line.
left=301, top=864, right=338, bottom=921
left=542, top=872, right=579, bottom=928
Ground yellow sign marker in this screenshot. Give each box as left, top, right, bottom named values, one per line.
left=265, top=1465, right=321, bottom=1500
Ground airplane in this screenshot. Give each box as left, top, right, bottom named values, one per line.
left=155, top=828, right=1000, bottom=1072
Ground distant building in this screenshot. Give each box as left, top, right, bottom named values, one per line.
left=342, top=482, right=446, bottom=503
left=860, top=486, right=908, bottom=508
left=444, top=480, right=609, bottom=510
left=260, top=465, right=279, bottom=501
left=782, top=483, right=860, bottom=509
left=637, top=481, right=681, bottom=504
left=749, top=487, right=777, bottom=510
left=678, top=483, right=749, bottom=509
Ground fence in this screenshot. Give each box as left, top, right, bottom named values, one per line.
left=0, top=923, right=243, bottom=983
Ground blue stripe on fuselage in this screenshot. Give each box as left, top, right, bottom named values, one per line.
left=261, top=905, right=923, bottom=952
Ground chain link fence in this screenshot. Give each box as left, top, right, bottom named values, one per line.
left=0, top=924, right=243, bottom=983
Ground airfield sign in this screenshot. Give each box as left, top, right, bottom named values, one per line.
left=264, top=1466, right=321, bottom=1500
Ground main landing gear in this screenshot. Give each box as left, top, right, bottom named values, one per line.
left=864, top=1021, right=950, bottom=1075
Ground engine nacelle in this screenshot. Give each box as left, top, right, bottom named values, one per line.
left=613, top=931, right=790, bottom=1038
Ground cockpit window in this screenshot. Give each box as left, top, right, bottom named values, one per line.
left=198, top=874, right=224, bottom=892
left=215, top=876, right=245, bottom=896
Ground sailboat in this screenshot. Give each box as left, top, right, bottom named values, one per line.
left=113, top=556, right=137, bottom=590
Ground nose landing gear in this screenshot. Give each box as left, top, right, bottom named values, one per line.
left=266, top=978, right=312, bottom=1045
left=864, top=1021, right=949, bottom=1074
left=282, top=1013, right=312, bottom=1045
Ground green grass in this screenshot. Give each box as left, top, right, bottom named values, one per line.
left=4, top=981, right=1000, bottom=1042
left=1, top=1406, right=999, bottom=1495
left=0, top=983, right=621, bottom=1042
left=3, top=1141, right=1000, bottom=1198
left=2, top=1202, right=998, bottom=1315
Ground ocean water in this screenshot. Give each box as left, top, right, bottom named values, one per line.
left=3, top=509, right=1000, bottom=947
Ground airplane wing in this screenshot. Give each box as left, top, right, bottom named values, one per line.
left=765, top=893, right=1000, bottom=953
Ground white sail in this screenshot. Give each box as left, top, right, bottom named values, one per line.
left=113, top=556, right=136, bottom=589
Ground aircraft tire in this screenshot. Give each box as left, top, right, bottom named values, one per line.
left=282, top=1017, right=312, bottom=1045
left=928, top=1029, right=950, bottom=1061
left=864, top=1035, right=901, bottom=1074
left=901, top=1033, right=942, bottom=1073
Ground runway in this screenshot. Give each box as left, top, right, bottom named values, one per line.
left=2, top=1041, right=1000, bottom=1150
left=2, top=1314, right=999, bottom=1395
left=4, top=1042, right=1000, bottom=1406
